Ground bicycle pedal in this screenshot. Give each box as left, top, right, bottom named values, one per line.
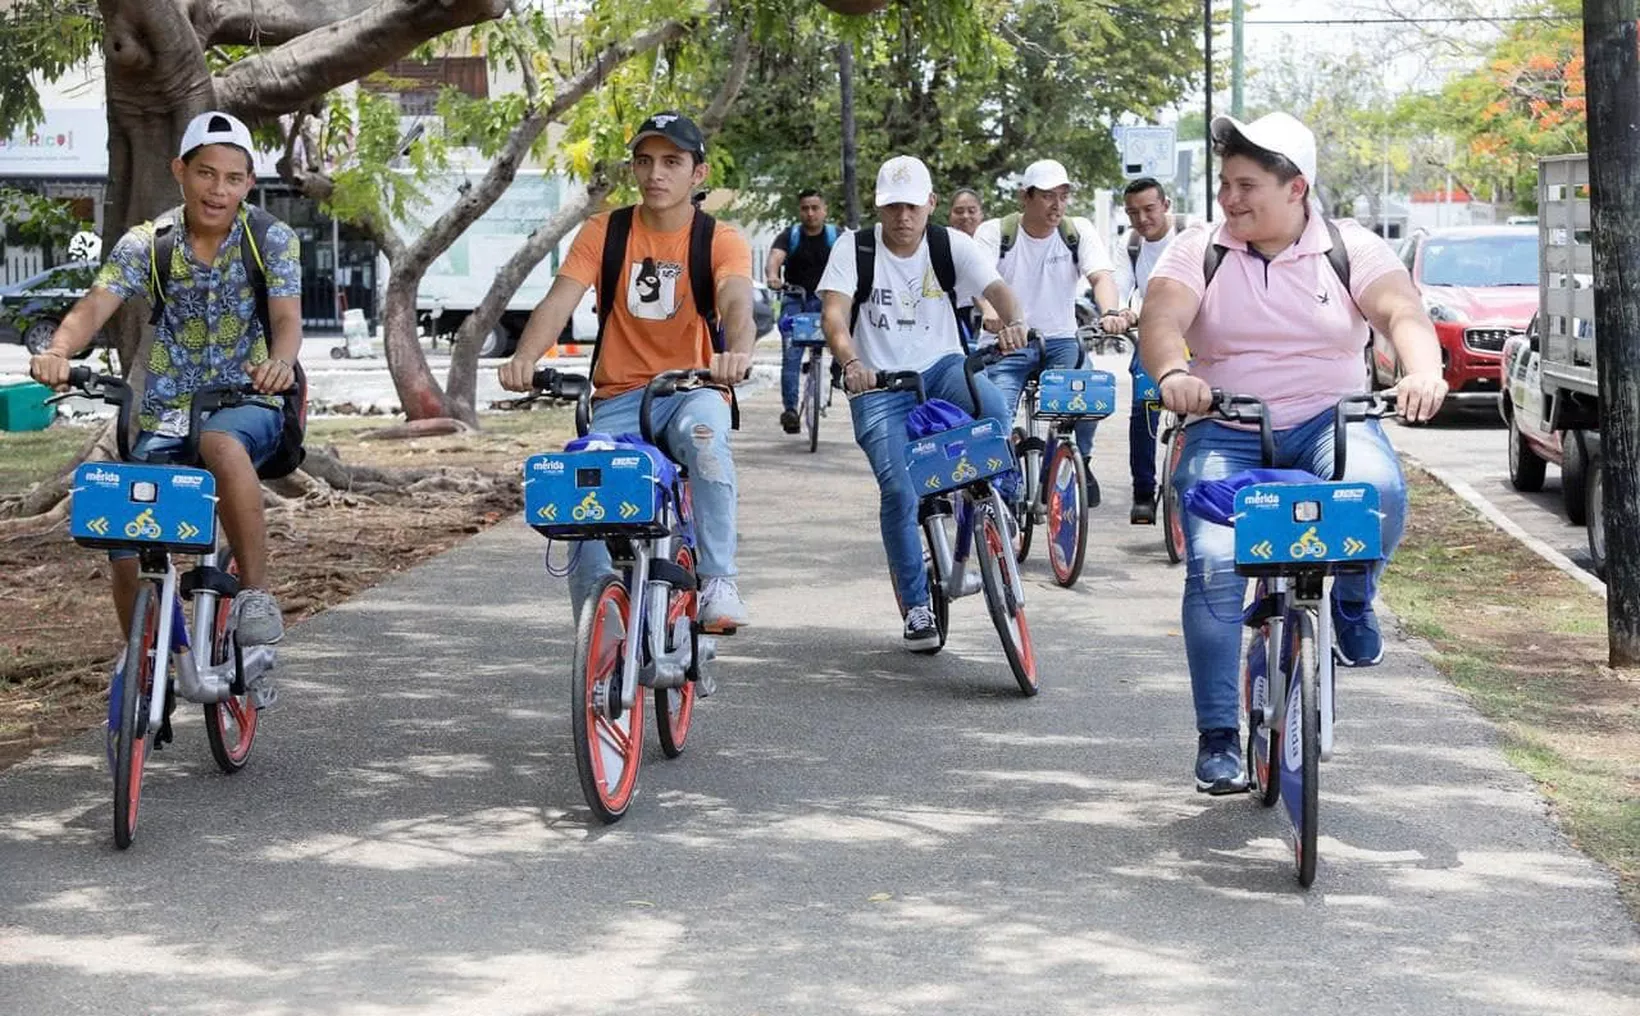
left=250, top=681, right=279, bottom=711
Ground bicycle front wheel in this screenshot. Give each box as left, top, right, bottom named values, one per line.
left=1161, top=428, right=1187, bottom=565
left=1045, top=441, right=1088, bottom=587
left=804, top=354, right=821, bottom=453
left=1013, top=437, right=1037, bottom=564
left=976, top=503, right=1038, bottom=696
left=205, top=550, right=259, bottom=773
left=1279, top=609, right=1321, bottom=887
left=656, top=545, right=698, bottom=759
left=572, top=575, right=644, bottom=823
left=113, top=583, right=160, bottom=849
left=1243, top=619, right=1281, bottom=808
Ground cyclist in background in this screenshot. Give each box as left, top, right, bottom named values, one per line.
left=948, top=187, right=990, bottom=351
left=766, top=189, right=840, bottom=434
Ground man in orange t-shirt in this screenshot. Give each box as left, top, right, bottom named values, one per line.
left=501, top=111, right=757, bottom=632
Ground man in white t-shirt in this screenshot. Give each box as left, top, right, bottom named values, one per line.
left=818, top=155, right=1030, bottom=652
left=1110, top=177, right=1184, bottom=524
left=974, top=159, right=1125, bottom=507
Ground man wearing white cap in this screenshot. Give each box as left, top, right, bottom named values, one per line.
left=1139, top=111, right=1447, bottom=794
left=31, top=111, right=304, bottom=697
left=974, top=159, right=1125, bottom=507
left=817, top=155, right=1030, bottom=651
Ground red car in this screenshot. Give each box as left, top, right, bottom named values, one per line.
left=1370, top=226, right=1538, bottom=415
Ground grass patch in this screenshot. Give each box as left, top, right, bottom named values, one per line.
left=1383, top=466, right=1639, bottom=914
left=0, top=424, right=95, bottom=494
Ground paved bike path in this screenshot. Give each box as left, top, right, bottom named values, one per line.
left=2, top=373, right=1637, bottom=1015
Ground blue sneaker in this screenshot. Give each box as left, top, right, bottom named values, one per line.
left=1333, top=597, right=1384, bottom=667
left=1195, top=728, right=1247, bottom=795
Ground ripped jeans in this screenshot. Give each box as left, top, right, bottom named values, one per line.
left=568, top=385, right=738, bottom=610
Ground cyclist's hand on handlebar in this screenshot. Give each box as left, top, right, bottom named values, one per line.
left=981, top=309, right=1003, bottom=334
left=708, top=350, right=753, bottom=387
left=842, top=358, right=877, bottom=394
left=29, top=351, right=71, bottom=389
left=1391, top=369, right=1448, bottom=424
left=1099, top=311, right=1128, bottom=335
left=1160, top=372, right=1214, bottom=416
left=996, top=322, right=1029, bottom=352
left=497, top=354, right=539, bottom=393
left=249, top=356, right=295, bottom=395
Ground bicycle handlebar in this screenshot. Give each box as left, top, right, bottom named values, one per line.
left=638, top=368, right=749, bottom=446
left=1204, top=390, right=1399, bottom=480
left=61, top=367, right=296, bottom=464
left=530, top=367, right=593, bottom=436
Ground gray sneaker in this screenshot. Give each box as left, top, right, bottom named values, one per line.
left=233, top=588, right=285, bottom=646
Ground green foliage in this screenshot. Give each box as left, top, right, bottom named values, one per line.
left=0, top=185, right=90, bottom=249
left=0, top=0, right=100, bottom=136
left=319, top=89, right=446, bottom=229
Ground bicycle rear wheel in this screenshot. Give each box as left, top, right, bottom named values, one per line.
left=1161, top=427, right=1187, bottom=564
left=976, top=503, right=1038, bottom=696
left=205, top=550, right=259, bottom=773
left=1045, top=441, right=1088, bottom=587
left=656, top=545, right=698, bottom=759
left=113, top=583, right=160, bottom=849
left=572, top=575, right=644, bottom=823
left=1012, top=433, right=1037, bottom=563
left=1279, top=609, right=1321, bottom=887
left=804, top=354, right=821, bottom=453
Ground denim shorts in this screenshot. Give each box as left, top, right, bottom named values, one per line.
left=109, top=403, right=283, bottom=562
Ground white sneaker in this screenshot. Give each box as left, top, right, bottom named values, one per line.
left=233, top=588, right=285, bottom=646
left=699, top=577, right=749, bottom=633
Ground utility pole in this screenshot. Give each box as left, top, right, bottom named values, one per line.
left=1231, top=0, right=1244, bottom=119
left=1204, top=0, right=1213, bottom=222
left=1583, top=0, right=1640, bottom=666
left=838, top=41, right=861, bottom=230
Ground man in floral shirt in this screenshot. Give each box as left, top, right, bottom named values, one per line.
left=31, top=111, right=303, bottom=658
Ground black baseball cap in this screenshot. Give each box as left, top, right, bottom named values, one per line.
left=630, top=111, right=706, bottom=160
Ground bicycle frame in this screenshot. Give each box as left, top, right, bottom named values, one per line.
left=605, top=523, right=717, bottom=714
left=921, top=483, right=1024, bottom=606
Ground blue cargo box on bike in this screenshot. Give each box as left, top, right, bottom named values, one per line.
left=69, top=462, right=219, bottom=553
left=1130, top=364, right=1160, bottom=405
left=524, top=448, right=671, bottom=539
left=783, top=311, right=825, bottom=347
left=904, top=417, right=1014, bottom=497
left=1232, top=482, right=1382, bottom=575
left=1035, top=369, right=1117, bottom=419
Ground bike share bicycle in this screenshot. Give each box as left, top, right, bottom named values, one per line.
left=521, top=367, right=735, bottom=822
left=62, top=367, right=289, bottom=848
left=1128, top=349, right=1188, bottom=563
left=1009, top=332, right=1116, bottom=586
left=779, top=285, right=832, bottom=453
left=873, top=348, right=1038, bottom=694
left=1183, top=390, right=1395, bottom=887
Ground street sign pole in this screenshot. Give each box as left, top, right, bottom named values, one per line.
left=1204, top=0, right=1214, bottom=222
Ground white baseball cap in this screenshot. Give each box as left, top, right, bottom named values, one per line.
left=1211, top=112, right=1318, bottom=190
left=874, top=155, right=934, bottom=207
left=1019, top=158, right=1073, bottom=192
left=178, top=111, right=255, bottom=161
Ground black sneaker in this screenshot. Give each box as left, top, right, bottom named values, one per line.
left=1130, top=493, right=1156, bottom=525
left=779, top=409, right=800, bottom=434
left=1195, top=728, right=1248, bottom=795
left=1082, top=457, right=1101, bottom=507
left=903, top=604, right=940, bottom=653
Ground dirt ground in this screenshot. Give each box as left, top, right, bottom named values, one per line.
left=0, top=406, right=574, bottom=771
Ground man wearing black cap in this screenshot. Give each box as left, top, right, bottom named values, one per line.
left=502, top=111, right=758, bottom=633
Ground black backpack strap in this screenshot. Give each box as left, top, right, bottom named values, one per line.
left=1127, top=228, right=1142, bottom=273
left=1322, top=217, right=1352, bottom=296
left=1202, top=223, right=1229, bottom=291
left=147, top=213, right=179, bottom=327
left=849, top=227, right=876, bottom=333
left=688, top=207, right=722, bottom=352
left=594, top=206, right=636, bottom=381
left=998, top=212, right=1021, bottom=261
left=240, top=205, right=276, bottom=342
left=925, top=224, right=961, bottom=325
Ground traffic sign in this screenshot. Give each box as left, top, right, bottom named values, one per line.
left=1121, top=126, right=1177, bottom=180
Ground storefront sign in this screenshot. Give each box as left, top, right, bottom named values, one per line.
left=0, top=109, right=108, bottom=178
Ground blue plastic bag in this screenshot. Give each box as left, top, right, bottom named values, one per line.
left=1182, top=468, right=1319, bottom=527
left=906, top=399, right=974, bottom=440
left=564, top=432, right=679, bottom=490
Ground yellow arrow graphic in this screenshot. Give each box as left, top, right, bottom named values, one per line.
left=538, top=504, right=557, bottom=521
left=177, top=522, right=199, bottom=541
left=1251, top=540, right=1274, bottom=559
left=87, top=517, right=109, bottom=536
left=987, top=457, right=1003, bottom=471
left=1343, top=537, right=1366, bottom=556
left=619, top=501, right=640, bottom=519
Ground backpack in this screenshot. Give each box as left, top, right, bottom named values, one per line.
left=149, top=204, right=307, bottom=481
left=1202, top=217, right=1353, bottom=296
left=787, top=222, right=840, bottom=252
left=848, top=224, right=962, bottom=333
left=596, top=205, right=722, bottom=378
left=997, top=212, right=1081, bottom=266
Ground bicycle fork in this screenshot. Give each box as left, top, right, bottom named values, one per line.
left=616, top=538, right=717, bottom=715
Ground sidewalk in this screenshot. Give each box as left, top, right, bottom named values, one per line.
left=0, top=373, right=1636, bottom=1015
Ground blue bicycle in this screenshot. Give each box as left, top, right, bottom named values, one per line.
left=779, top=285, right=831, bottom=453
left=1186, top=391, right=1395, bottom=887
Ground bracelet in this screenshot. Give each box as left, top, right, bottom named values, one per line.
left=842, top=358, right=861, bottom=371
left=1156, top=367, right=1190, bottom=386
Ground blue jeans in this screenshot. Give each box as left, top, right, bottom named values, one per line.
left=849, top=353, right=1012, bottom=610
left=568, top=387, right=738, bottom=609
left=984, top=336, right=1097, bottom=458
left=779, top=295, right=822, bottom=412
left=1172, top=409, right=1407, bottom=732
left=109, top=403, right=283, bottom=562
left=1130, top=401, right=1162, bottom=500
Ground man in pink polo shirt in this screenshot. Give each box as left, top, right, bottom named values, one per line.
left=1139, top=112, right=1447, bottom=794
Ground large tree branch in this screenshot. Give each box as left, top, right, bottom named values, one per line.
left=190, top=0, right=379, bottom=46
left=210, top=0, right=508, bottom=125
left=277, top=111, right=408, bottom=262
left=699, top=31, right=753, bottom=136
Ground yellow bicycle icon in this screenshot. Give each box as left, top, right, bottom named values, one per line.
left=950, top=458, right=979, bottom=483
left=571, top=491, right=606, bottom=522
left=1289, top=527, right=1329, bottom=558
left=124, top=508, right=162, bottom=540
left=1067, top=394, right=1088, bottom=412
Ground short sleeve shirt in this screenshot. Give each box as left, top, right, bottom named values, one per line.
left=96, top=203, right=301, bottom=434
left=558, top=210, right=753, bottom=397
left=1148, top=215, right=1405, bottom=429
left=772, top=224, right=838, bottom=298
left=973, top=215, right=1110, bottom=337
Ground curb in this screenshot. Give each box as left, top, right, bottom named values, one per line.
left=1401, top=453, right=1607, bottom=600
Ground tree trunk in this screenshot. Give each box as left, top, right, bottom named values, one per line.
left=379, top=275, right=451, bottom=420
left=1582, top=0, right=1640, bottom=666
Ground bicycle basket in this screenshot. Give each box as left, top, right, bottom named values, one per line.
left=524, top=434, right=676, bottom=540
left=1035, top=369, right=1117, bottom=419
left=783, top=311, right=825, bottom=347
left=1230, top=479, right=1383, bottom=576
left=904, top=407, right=1014, bottom=497
left=69, top=462, right=219, bottom=553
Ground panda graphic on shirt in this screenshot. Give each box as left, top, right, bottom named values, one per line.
left=628, top=256, right=683, bottom=321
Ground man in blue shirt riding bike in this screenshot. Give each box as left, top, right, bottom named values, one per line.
left=766, top=189, right=840, bottom=434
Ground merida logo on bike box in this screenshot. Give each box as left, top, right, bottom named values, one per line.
left=85, top=468, right=120, bottom=486
left=1245, top=491, right=1283, bottom=508
left=533, top=460, right=566, bottom=473
left=171, top=474, right=205, bottom=489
